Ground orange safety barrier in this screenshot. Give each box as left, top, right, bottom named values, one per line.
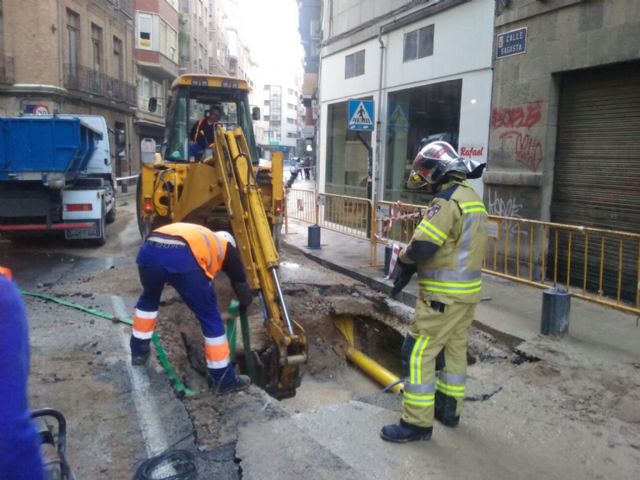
left=285, top=189, right=640, bottom=316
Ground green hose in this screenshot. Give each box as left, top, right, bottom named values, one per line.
left=21, top=290, right=196, bottom=397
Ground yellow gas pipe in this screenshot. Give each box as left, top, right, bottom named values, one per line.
left=334, top=316, right=403, bottom=393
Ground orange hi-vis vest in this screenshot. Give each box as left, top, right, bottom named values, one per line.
left=154, top=223, right=227, bottom=279
left=0, top=266, right=12, bottom=280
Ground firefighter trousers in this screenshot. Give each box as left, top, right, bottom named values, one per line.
left=401, top=298, right=476, bottom=428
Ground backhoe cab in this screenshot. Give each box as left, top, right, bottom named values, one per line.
left=137, top=74, right=303, bottom=398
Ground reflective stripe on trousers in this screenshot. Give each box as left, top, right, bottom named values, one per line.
left=436, top=371, right=466, bottom=398
left=404, top=335, right=435, bottom=407
left=205, top=334, right=230, bottom=369
left=132, top=308, right=158, bottom=340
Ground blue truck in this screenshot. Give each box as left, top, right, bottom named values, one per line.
left=0, top=115, right=116, bottom=245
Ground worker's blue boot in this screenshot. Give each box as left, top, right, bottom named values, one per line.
left=130, top=338, right=151, bottom=365
left=380, top=420, right=432, bottom=443
left=213, top=374, right=251, bottom=395
left=210, top=365, right=250, bottom=395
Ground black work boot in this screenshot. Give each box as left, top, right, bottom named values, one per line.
left=380, top=419, right=432, bottom=443
left=213, top=374, right=251, bottom=396
left=131, top=349, right=150, bottom=366
left=434, top=391, right=460, bottom=427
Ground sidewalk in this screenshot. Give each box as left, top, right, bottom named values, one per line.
left=283, top=218, right=640, bottom=367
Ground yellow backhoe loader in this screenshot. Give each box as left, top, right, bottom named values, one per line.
left=136, top=74, right=305, bottom=398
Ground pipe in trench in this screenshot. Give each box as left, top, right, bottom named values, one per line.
left=345, top=346, right=403, bottom=393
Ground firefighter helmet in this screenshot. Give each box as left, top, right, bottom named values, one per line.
left=406, top=141, right=485, bottom=190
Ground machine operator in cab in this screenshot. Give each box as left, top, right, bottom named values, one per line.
left=188, top=105, right=221, bottom=161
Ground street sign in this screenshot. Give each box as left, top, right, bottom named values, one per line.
left=496, top=27, right=527, bottom=59
left=348, top=99, right=375, bottom=131
left=388, top=102, right=409, bottom=133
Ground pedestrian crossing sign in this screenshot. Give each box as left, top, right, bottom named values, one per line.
left=348, top=99, right=375, bottom=131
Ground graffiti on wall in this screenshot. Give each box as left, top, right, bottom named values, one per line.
left=487, top=188, right=523, bottom=219
left=492, top=100, right=543, bottom=172
left=492, top=101, right=542, bottom=129
left=498, top=131, right=543, bottom=172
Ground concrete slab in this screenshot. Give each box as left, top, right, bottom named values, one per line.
left=237, top=415, right=367, bottom=480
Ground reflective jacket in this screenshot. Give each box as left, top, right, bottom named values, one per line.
left=401, top=181, right=488, bottom=304
left=154, top=223, right=228, bottom=279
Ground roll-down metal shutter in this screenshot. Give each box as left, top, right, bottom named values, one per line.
left=551, top=62, right=640, bottom=302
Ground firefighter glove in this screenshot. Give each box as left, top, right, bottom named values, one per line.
left=390, top=256, right=417, bottom=298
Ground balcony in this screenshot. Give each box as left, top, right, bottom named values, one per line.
left=63, top=64, right=136, bottom=105
left=0, top=56, right=15, bottom=84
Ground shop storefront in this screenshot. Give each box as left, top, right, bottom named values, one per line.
left=384, top=79, right=462, bottom=204
left=325, top=97, right=372, bottom=197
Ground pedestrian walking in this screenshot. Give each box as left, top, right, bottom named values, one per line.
left=129, top=223, right=253, bottom=395
left=303, top=156, right=311, bottom=180
left=0, top=266, right=45, bottom=480
left=381, top=141, right=487, bottom=443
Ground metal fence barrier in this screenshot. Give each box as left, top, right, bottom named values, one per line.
left=284, top=188, right=640, bottom=316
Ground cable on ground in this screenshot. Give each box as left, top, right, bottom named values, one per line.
left=21, top=290, right=195, bottom=397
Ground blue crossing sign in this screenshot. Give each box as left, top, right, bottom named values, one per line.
left=348, top=99, right=375, bottom=131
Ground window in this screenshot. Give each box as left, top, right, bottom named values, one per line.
left=113, top=36, right=123, bottom=80
left=287, top=103, right=295, bottom=110
left=263, top=100, right=270, bottom=106
left=66, top=9, right=80, bottom=72
left=384, top=79, right=461, bottom=203
left=287, top=118, right=296, bottom=125
left=345, top=50, right=365, bottom=79
left=287, top=88, right=294, bottom=95
left=138, top=13, right=152, bottom=49
left=91, top=24, right=103, bottom=72
left=138, top=75, right=164, bottom=115
left=263, top=115, right=270, bottom=121
left=403, top=24, right=434, bottom=62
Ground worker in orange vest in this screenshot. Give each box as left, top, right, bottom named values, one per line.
left=130, top=223, right=253, bottom=395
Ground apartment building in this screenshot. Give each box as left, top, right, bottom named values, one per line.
left=262, top=82, right=301, bottom=159
left=318, top=0, right=494, bottom=201
left=0, top=0, right=138, bottom=176
left=134, top=0, right=180, bottom=144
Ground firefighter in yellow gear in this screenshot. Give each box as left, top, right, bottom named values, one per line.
left=381, top=141, right=488, bottom=443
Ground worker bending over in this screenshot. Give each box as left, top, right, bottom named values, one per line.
left=130, top=223, right=253, bottom=395
left=381, top=141, right=488, bottom=443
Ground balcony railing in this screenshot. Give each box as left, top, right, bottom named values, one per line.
left=63, top=64, right=136, bottom=105
left=0, top=55, right=15, bottom=84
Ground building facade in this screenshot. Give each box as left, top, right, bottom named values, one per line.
left=262, top=82, right=301, bottom=160
left=318, top=0, right=494, bottom=202
left=487, top=0, right=640, bottom=304
left=297, top=0, right=322, bottom=154
left=0, top=0, right=138, bottom=176
left=487, top=0, right=640, bottom=232
left=134, top=0, right=180, bottom=145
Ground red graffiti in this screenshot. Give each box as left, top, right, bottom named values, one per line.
left=492, top=101, right=542, bottom=129
left=499, top=131, right=543, bottom=172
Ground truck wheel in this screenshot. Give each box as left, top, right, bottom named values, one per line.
left=106, top=200, right=116, bottom=224
left=90, top=200, right=107, bottom=247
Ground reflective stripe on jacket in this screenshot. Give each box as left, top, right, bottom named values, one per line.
left=410, top=182, right=488, bottom=304
left=154, top=223, right=227, bottom=279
